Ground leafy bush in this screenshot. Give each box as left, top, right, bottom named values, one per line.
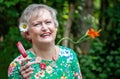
left=0, top=27, right=31, bottom=78
left=78, top=38, right=120, bottom=79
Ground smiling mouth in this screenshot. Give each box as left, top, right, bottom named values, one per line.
left=40, top=32, right=51, bottom=38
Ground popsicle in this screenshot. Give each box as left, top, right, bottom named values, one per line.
left=16, top=41, right=27, bottom=58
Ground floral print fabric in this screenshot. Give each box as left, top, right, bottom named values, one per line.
left=8, top=46, right=82, bottom=79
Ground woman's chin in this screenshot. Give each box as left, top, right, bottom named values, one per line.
left=39, top=39, right=54, bottom=44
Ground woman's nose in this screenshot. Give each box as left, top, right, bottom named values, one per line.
left=41, top=23, right=48, bottom=30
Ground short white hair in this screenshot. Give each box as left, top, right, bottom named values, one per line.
left=19, top=4, right=59, bottom=28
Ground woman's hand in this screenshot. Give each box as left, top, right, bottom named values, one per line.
left=20, top=57, right=40, bottom=79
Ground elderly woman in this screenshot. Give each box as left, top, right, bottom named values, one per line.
left=8, top=4, right=82, bottom=79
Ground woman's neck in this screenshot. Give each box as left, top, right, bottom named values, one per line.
left=32, top=43, right=57, bottom=60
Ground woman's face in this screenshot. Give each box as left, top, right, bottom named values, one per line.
left=27, top=9, right=57, bottom=44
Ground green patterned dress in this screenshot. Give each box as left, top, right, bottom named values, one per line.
left=8, top=46, right=82, bottom=79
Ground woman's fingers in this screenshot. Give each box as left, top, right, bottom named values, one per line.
left=20, top=64, right=33, bottom=79
left=20, top=67, right=34, bottom=78
left=21, top=56, right=41, bottom=66
left=22, top=70, right=33, bottom=79
left=25, top=67, right=34, bottom=73
left=21, top=57, right=31, bottom=65
left=20, top=58, right=41, bottom=79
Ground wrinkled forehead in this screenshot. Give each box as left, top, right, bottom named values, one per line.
left=29, top=8, right=52, bottom=22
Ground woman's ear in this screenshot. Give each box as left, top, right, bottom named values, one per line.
left=24, top=31, right=31, bottom=41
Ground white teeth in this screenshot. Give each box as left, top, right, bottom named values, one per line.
left=43, top=34, right=49, bottom=36
left=41, top=33, right=50, bottom=36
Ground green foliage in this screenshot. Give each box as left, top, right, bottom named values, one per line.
left=79, top=1, right=120, bottom=78
left=78, top=38, right=120, bottom=79
left=0, top=27, right=31, bottom=78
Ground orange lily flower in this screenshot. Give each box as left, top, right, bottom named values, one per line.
left=87, top=28, right=101, bottom=39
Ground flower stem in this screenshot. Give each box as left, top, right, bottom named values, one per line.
left=57, top=34, right=88, bottom=45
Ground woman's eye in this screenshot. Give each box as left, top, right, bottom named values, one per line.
left=33, top=24, right=38, bottom=26
left=33, top=23, right=41, bottom=26
left=46, top=21, right=51, bottom=24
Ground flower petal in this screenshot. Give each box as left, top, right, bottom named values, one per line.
left=19, top=23, right=29, bottom=32
left=87, top=28, right=101, bottom=39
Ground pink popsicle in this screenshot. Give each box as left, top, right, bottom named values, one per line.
left=16, top=41, right=27, bottom=58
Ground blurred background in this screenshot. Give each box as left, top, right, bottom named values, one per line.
left=0, top=0, right=120, bottom=79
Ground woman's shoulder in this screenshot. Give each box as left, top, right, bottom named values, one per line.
left=8, top=54, right=22, bottom=76
left=9, top=54, right=23, bottom=67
